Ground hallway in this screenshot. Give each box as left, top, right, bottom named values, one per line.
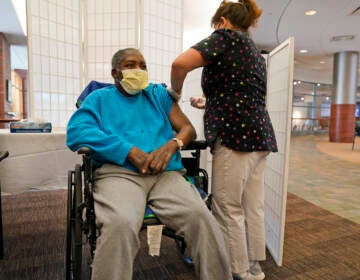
left=288, top=134, right=360, bottom=224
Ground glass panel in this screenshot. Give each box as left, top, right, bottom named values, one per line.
left=292, top=80, right=332, bottom=134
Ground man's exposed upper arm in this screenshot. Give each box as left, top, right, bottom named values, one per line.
left=168, top=102, right=196, bottom=145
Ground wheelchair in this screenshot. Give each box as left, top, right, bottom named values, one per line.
left=65, top=140, right=210, bottom=280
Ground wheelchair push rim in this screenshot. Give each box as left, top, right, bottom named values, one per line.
left=66, top=164, right=84, bottom=280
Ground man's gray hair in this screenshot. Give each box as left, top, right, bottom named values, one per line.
left=111, top=48, right=141, bottom=70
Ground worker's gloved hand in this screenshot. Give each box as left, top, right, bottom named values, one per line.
left=190, top=97, right=206, bottom=109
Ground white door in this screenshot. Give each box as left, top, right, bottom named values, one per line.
left=264, top=37, right=294, bottom=266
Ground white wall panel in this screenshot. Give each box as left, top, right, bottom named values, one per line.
left=181, top=68, right=210, bottom=184
left=181, top=68, right=205, bottom=139
left=84, top=0, right=138, bottom=84
left=141, top=0, right=183, bottom=84
left=27, top=0, right=185, bottom=127
left=264, top=38, right=294, bottom=266
left=27, top=0, right=82, bottom=126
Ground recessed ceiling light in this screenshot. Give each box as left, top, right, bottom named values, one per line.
left=330, top=35, right=355, bottom=41
left=305, top=10, right=317, bottom=16
left=299, top=49, right=308, bottom=53
left=320, top=61, right=326, bottom=64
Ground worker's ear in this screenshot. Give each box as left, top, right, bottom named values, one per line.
left=219, top=16, right=229, bottom=28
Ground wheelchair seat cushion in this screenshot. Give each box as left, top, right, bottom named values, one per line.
left=144, top=205, right=157, bottom=220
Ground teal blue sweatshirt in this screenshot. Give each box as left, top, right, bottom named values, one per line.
left=66, top=84, right=183, bottom=172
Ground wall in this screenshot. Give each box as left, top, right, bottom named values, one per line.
left=0, top=32, right=12, bottom=127
left=14, top=69, right=28, bottom=119
left=27, top=0, right=184, bottom=127
left=27, top=0, right=82, bottom=127
left=84, top=0, right=138, bottom=84
left=10, top=70, right=24, bottom=117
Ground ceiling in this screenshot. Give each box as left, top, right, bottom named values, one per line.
left=184, top=0, right=360, bottom=89
left=252, top=0, right=360, bottom=87
left=0, top=0, right=26, bottom=45
left=1, top=0, right=359, bottom=88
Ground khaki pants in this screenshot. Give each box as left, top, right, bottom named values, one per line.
left=211, top=141, right=270, bottom=274
left=91, top=164, right=232, bottom=280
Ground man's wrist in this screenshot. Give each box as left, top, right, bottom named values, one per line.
left=172, top=137, right=184, bottom=151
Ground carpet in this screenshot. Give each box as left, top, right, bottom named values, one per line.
left=0, top=189, right=195, bottom=280
left=1, top=189, right=360, bottom=279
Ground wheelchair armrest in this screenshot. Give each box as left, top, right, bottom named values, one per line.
left=77, top=147, right=92, bottom=155
left=76, top=140, right=207, bottom=157
left=183, top=140, right=207, bottom=151
left=77, top=141, right=207, bottom=155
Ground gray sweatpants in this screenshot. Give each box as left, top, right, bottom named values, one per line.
left=91, top=164, right=232, bottom=280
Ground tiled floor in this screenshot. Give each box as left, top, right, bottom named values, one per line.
left=288, top=134, right=360, bottom=224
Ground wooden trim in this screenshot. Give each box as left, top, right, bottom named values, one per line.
left=329, top=104, right=356, bottom=142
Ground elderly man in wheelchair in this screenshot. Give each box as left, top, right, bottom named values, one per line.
left=66, top=48, right=232, bottom=280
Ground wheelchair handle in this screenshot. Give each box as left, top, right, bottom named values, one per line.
left=183, top=140, right=207, bottom=151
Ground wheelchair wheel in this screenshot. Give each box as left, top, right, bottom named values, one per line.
left=66, top=164, right=83, bottom=280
